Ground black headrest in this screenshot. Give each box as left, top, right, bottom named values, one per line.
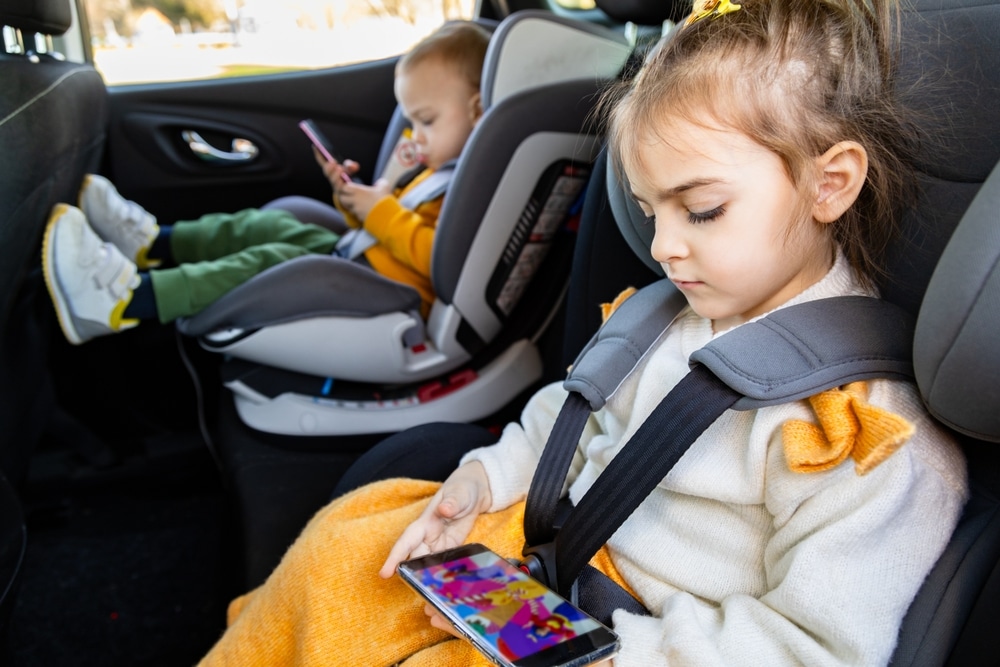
left=0, top=0, right=72, bottom=36
left=900, top=0, right=1000, bottom=184
left=594, top=0, right=688, bottom=25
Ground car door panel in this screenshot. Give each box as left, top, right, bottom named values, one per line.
left=102, top=59, right=398, bottom=225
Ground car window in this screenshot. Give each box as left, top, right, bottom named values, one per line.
left=81, top=0, right=476, bottom=86
left=552, top=0, right=596, bottom=8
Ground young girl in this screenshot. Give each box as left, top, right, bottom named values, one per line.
left=41, top=22, right=489, bottom=345
left=197, top=1, right=968, bottom=665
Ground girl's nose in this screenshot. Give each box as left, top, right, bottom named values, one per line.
left=650, top=218, right=686, bottom=264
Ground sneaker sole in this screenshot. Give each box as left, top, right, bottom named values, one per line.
left=41, top=204, right=84, bottom=345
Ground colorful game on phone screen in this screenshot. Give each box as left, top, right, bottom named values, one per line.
left=414, top=550, right=602, bottom=660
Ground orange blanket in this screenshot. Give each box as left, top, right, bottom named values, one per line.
left=198, top=478, right=630, bottom=666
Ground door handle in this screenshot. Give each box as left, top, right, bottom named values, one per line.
left=182, top=130, right=259, bottom=164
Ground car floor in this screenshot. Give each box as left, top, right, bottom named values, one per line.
left=5, top=329, right=241, bottom=667
left=7, top=426, right=236, bottom=667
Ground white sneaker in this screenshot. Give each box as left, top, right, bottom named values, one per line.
left=42, top=204, right=141, bottom=345
left=78, top=174, right=161, bottom=268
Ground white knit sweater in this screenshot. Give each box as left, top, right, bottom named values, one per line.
left=462, top=254, right=968, bottom=666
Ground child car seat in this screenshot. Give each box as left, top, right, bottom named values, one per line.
left=175, top=11, right=638, bottom=437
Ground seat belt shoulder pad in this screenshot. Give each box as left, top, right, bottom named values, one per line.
left=564, top=280, right=686, bottom=411
left=694, top=296, right=916, bottom=409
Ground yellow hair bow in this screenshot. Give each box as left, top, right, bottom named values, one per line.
left=783, top=381, right=915, bottom=475
left=685, top=0, right=743, bottom=27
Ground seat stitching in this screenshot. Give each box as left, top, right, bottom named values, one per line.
left=0, top=65, right=94, bottom=128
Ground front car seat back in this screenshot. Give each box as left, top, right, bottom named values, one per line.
left=176, top=11, right=636, bottom=436
left=0, top=0, right=108, bottom=483
left=0, top=0, right=109, bottom=646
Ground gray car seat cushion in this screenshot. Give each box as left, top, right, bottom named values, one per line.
left=606, top=156, right=663, bottom=278
left=915, top=159, right=1000, bottom=442
left=176, top=255, right=422, bottom=337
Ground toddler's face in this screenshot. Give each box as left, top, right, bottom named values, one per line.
left=395, top=58, right=481, bottom=171
left=629, top=119, right=834, bottom=333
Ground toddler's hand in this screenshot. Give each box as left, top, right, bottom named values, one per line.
left=379, top=461, right=492, bottom=579
left=314, top=147, right=359, bottom=188
left=337, top=178, right=392, bottom=221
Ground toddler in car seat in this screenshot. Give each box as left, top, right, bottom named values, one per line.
left=197, top=2, right=968, bottom=665
left=41, top=21, right=489, bottom=345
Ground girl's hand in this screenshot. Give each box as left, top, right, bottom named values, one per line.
left=423, top=605, right=615, bottom=666
left=379, top=461, right=493, bottom=579
left=336, top=178, right=393, bottom=221
left=424, top=603, right=463, bottom=638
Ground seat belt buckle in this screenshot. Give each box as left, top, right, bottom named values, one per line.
left=519, top=542, right=556, bottom=586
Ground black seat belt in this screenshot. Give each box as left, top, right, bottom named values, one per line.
left=520, top=283, right=917, bottom=624
left=521, top=367, right=739, bottom=623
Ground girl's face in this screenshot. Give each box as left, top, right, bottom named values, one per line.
left=629, top=119, right=835, bottom=333
left=394, top=58, right=482, bottom=171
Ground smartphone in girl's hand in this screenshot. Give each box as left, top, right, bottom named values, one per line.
left=398, top=543, right=619, bottom=667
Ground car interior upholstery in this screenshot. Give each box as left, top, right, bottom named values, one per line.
left=0, top=0, right=998, bottom=663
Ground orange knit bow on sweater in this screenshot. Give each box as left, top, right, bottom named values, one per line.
left=783, top=381, right=914, bottom=475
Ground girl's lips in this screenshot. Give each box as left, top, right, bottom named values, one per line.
left=671, top=279, right=702, bottom=289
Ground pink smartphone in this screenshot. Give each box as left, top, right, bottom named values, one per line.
left=299, top=119, right=351, bottom=182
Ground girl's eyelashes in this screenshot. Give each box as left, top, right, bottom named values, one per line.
left=687, top=205, right=725, bottom=224
left=636, top=202, right=725, bottom=226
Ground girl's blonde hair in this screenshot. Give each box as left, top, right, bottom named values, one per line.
left=605, top=0, right=920, bottom=289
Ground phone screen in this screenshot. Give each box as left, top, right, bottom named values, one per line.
left=399, top=544, right=619, bottom=667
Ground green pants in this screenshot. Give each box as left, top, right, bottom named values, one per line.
left=148, top=208, right=339, bottom=323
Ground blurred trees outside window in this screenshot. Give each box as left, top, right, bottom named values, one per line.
left=81, top=0, right=476, bottom=85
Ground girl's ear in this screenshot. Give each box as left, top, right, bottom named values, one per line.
left=813, top=141, right=868, bottom=223
left=468, top=92, right=484, bottom=124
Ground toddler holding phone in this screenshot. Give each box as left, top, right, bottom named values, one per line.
left=41, top=21, right=489, bottom=344
left=197, top=2, right=967, bottom=665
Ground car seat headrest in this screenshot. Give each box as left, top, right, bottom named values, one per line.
left=898, top=0, right=1000, bottom=184
left=914, top=158, right=1000, bottom=443
left=0, top=0, right=71, bottom=36
left=481, top=11, right=632, bottom=109
left=593, top=0, right=688, bottom=26
left=882, top=0, right=1000, bottom=314
left=606, top=156, right=663, bottom=278
left=605, top=0, right=1000, bottom=310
